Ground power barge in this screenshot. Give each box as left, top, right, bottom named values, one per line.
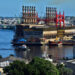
left=12, top=6, right=75, bottom=46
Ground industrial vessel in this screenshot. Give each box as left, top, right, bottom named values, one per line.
left=12, top=6, right=75, bottom=46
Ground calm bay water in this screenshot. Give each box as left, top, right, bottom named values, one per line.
left=0, top=29, right=75, bottom=60
left=0, top=29, right=16, bottom=57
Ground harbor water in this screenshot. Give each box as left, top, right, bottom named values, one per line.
left=0, top=29, right=75, bottom=60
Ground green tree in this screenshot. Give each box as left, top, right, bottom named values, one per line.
left=63, top=67, right=73, bottom=75
left=56, top=64, right=73, bottom=75
left=4, top=60, right=26, bottom=75
left=29, top=57, right=59, bottom=75
left=4, top=57, right=59, bottom=75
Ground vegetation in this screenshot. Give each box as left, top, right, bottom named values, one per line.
left=56, top=64, right=73, bottom=75
left=28, top=57, right=59, bottom=75
left=4, top=60, right=26, bottom=75
left=4, top=57, right=59, bottom=75
left=3, top=57, right=73, bottom=75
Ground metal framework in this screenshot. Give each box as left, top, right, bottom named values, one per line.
left=22, top=6, right=65, bottom=28
left=56, top=11, right=65, bottom=28
left=22, top=6, right=37, bottom=24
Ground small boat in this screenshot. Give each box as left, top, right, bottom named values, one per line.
left=15, top=45, right=30, bottom=51
left=11, top=38, right=27, bottom=46
left=58, top=41, right=62, bottom=46
left=48, top=41, right=62, bottom=46
left=48, top=41, right=57, bottom=46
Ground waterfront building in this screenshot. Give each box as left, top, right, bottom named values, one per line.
left=0, top=56, right=28, bottom=68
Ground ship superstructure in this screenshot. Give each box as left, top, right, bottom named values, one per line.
left=13, top=6, right=75, bottom=45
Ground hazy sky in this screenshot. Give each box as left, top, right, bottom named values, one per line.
left=0, top=0, right=75, bottom=17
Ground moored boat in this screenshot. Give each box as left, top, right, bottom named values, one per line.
left=48, top=41, right=62, bottom=46
left=14, top=44, right=30, bottom=51
left=58, top=41, right=62, bottom=46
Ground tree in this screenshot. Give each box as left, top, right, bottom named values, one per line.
left=4, top=60, right=26, bottom=75
left=4, top=57, right=59, bottom=75
left=63, top=67, right=73, bottom=75
left=29, top=57, right=59, bottom=75
left=56, top=64, right=73, bottom=75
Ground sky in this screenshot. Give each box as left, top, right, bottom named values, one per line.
left=0, top=0, right=75, bottom=17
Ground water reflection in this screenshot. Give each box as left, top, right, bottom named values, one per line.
left=15, top=45, right=75, bottom=60
left=0, top=30, right=16, bottom=58
left=15, top=46, right=42, bottom=60
left=73, top=45, right=75, bottom=58
left=0, top=30, right=75, bottom=60
left=48, top=46, right=73, bottom=59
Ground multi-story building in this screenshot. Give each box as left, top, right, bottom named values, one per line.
left=65, top=16, right=75, bottom=26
